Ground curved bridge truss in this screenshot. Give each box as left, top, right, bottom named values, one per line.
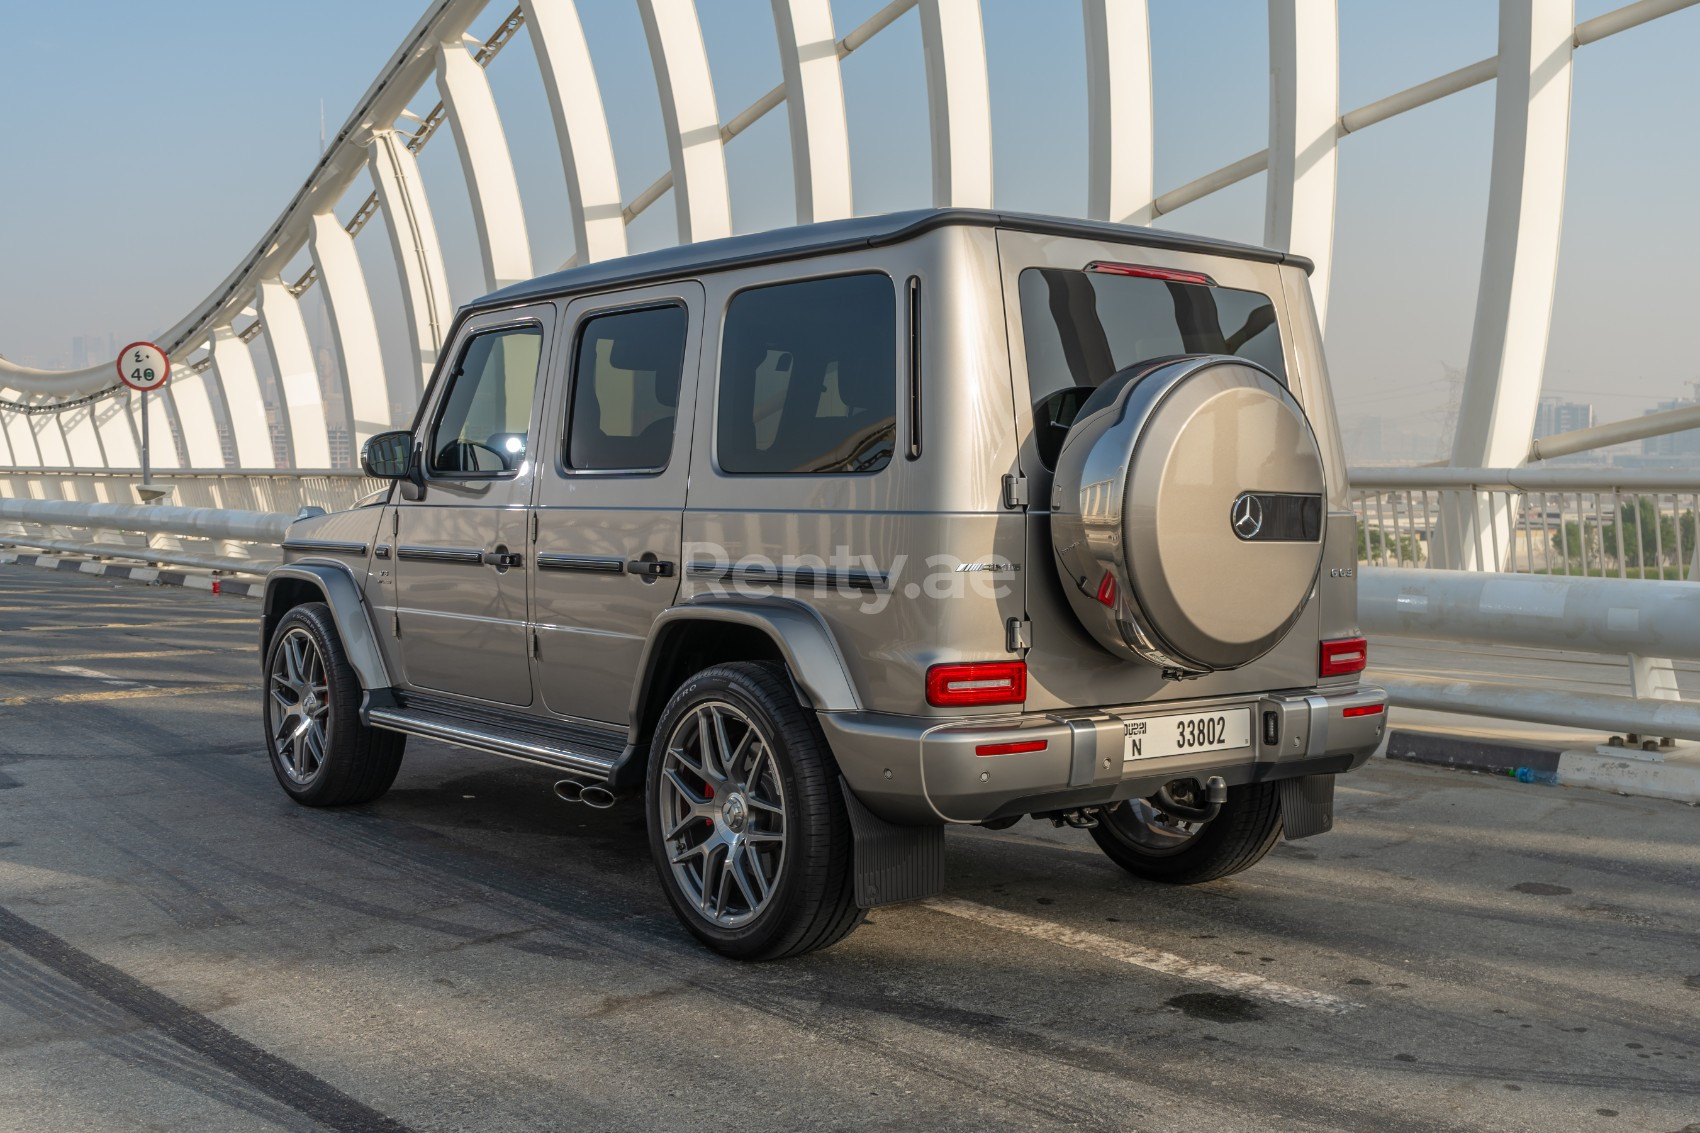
left=1, top=0, right=1694, bottom=478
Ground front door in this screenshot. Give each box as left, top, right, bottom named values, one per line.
left=531, top=283, right=703, bottom=725
left=391, top=306, right=553, bottom=706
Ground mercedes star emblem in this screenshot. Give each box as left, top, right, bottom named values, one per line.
left=1231, top=493, right=1264, bottom=540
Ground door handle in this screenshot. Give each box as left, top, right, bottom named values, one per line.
left=626, top=558, right=675, bottom=579
left=483, top=549, right=524, bottom=569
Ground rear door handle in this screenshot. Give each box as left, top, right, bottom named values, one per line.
left=483, top=550, right=524, bottom=569
left=626, top=558, right=675, bottom=578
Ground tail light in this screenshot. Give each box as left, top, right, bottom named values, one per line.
left=926, top=661, right=1027, bottom=707
left=1319, top=636, right=1368, bottom=678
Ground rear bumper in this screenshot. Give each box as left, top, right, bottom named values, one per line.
left=820, top=684, right=1388, bottom=825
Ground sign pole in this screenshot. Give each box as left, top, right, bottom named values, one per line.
left=116, top=342, right=170, bottom=504
left=140, top=388, right=150, bottom=487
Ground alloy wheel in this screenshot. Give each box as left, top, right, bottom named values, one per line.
left=268, top=627, right=330, bottom=784
left=657, top=700, right=787, bottom=928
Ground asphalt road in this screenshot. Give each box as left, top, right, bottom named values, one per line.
left=0, top=564, right=1697, bottom=1133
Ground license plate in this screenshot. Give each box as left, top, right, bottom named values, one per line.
left=1122, top=708, right=1252, bottom=761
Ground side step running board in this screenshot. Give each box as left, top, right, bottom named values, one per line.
left=367, top=705, right=620, bottom=782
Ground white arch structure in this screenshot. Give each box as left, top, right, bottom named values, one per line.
left=1, top=0, right=1695, bottom=510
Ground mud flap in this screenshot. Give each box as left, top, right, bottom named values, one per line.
left=839, top=776, right=944, bottom=908
left=1278, top=773, right=1335, bottom=840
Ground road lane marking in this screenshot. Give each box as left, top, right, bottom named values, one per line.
left=1, top=682, right=252, bottom=706
left=923, top=897, right=1357, bottom=1014
left=9, top=618, right=254, bottom=633
left=50, top=665, right=136, bottom=686
left=0, top=648, right=251, bottom=666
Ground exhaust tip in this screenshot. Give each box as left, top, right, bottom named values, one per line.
left=553, top=779, right=585, bottom=803
left=579, top=785, right=617, bottom=809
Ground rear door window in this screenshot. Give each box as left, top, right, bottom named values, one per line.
left=1019, top=266, right=1284, bottom=468
left=565, top=304, right=689, bottom=472
left=716, top=273, right=896, bottom=475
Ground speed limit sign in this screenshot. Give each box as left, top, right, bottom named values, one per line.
left=117, top=342, right=170, bottom=392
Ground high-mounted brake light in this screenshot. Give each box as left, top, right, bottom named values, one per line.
left=1086, top=260, right=1216, bottom=287
left=1319, top=637, right=1368, bottom=678
left=926, top=661, right=1027, bottom=707
left=975, top=738, right=1049, bottom=756
left=1342, top=703, right=1384, bottom=718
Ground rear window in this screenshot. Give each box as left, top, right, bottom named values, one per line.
left=716, top=274, right=896, bottom=475
left=1018, top=266, right=1285, bottom=468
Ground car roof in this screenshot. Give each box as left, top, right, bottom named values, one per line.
left=471, top=208, right=1313, bottom=314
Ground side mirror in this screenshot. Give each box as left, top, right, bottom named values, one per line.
left=361, top=431, right=413, bottom=479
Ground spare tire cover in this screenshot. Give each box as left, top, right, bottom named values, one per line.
left=1050, top=355, right=1325, bottom=674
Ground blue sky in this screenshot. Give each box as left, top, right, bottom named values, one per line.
left=2, top=0, right=1697, bottom=456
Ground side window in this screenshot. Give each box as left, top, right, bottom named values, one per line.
left=428, top=325, right=542, bottom=475
left=717, top=274, right=896, bottom=475
left=565, top=305, right=689, bottom=472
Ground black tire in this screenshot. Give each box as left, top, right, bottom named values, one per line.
left=263, top=602, right=405, bottom=806
left=1089, top=780, right=1282, bottom=884
left=645, top=661, right=863, bottom=960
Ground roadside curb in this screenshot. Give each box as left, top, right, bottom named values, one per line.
left=0, top=551, right=261, bottom=599
left=1385, top=728, right=1700, bottom=805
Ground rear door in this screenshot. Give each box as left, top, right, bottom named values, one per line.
left=530, top=282, right=703, bottom=725
left=390, top=306, right=553, bottom=706
left=993, top=229, right=1317, bottom=711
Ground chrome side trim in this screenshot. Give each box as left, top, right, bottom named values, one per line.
left=685, top=560, right=888, bottom=592
left=281, top=539, right=368, bottom=557
left=366, top=707, right=619, bottom=780
left=397, top=545, right=484, bottom=565
left=537, top=552, right=625, bottom=574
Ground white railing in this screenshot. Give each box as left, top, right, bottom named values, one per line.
left=1350, top=468, right=1700, bottom=580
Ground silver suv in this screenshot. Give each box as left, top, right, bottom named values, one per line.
left=261, top=209, right=1386, bottom=960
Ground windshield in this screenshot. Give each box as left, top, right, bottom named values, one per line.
left=1018, top=266, right=1285, bottom=468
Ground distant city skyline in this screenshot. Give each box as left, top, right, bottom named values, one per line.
left=5, top=0, right=1699, bottom=445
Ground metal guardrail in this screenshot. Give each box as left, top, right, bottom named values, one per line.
left=1361, top=567, right=1700, bottom=741
left=0, top=496, right=298, bottom=575
left=0, top=469, right=380, bottom=514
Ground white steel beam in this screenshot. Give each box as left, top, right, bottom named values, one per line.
left=29, top=400, right=71, bottom=467
left=93, top=393, right=140, bottom=467
left=1084, top=0, right=1154, bottom=224
left=918, top=0, right=993, bottom=208
left=1265, top=0, right=1340, bottom=332
left=1439, top=0, right=1575, bottom=569
left=59, top=401, right=107, bottom=468
left=521, top=0, right=628, bottom=262
left=436, top=39, right=534, bottom=290
left=0, top=410, right=13, bottom=465
left=172, top=357, right=233, bottom=469
left=369, top=130, right=453, bottom=392
left=309, top=211, right=391, bottom=448
left=771, top=0, right=854, bottom=224
left=639, top=0, right=734, bottom=242
left=257, top=278, right=332, bottom=469
left=210, top=327, right=274, bottom=468
left=1455, top=0, right=1576, bottom=468
left=3, top=409, right=41, bottom=468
